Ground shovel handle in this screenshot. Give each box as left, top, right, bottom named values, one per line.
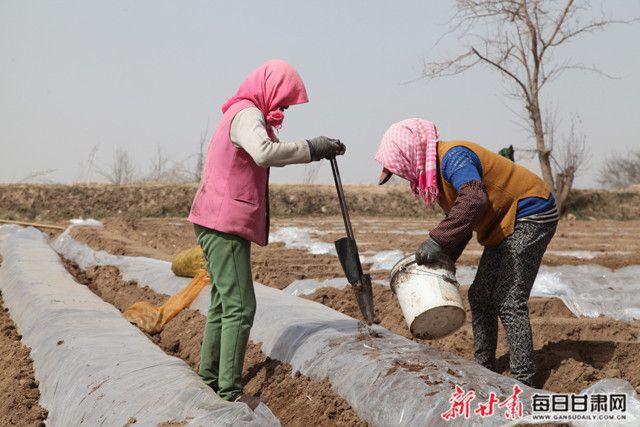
left=330, top=157, right=355, bottom=242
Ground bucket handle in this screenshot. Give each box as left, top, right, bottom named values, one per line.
left=390, top=266, right=460, bottom=294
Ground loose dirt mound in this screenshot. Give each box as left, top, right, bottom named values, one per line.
left=304, top=285, right=640, bottom=394
left=3, top=183, right=640, bottom=222
left=63, top=261, right=368, bottom=427
left=0, top=261, right=48, bottom=427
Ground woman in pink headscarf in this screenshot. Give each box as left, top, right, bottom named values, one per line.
left=376, top=118, right=558, bottom=388
left=189, top=60, right=345, bottom=409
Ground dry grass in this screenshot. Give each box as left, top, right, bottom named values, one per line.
left=0, top=183, right=638, bottom=222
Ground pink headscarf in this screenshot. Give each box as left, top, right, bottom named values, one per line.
left=375, top=118, right=440, bottom=207
left=221, top=59, right=309, bottom=134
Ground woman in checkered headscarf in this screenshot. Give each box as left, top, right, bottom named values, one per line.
left=375, top=118, right=558, bottom=388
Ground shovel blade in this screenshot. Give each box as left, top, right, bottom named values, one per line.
left=351, top=274, right=375, bottom=325
left=335, top=237, right=362, bottom=284
left=335, top=237, right=375, bottom=324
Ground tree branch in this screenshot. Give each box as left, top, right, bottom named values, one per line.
left=549, top=17, right=638, bottom=48
left=471, top=47, right=532, bottom=104
left=422, top=50, right=480, bottom=79
left=541, top=0, right=575, bottom=53
left=541, top=62, right=620, bottom=88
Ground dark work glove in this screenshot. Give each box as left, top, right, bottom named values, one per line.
left=306, top=136, right=346, bottom=161
left=415, top=238, right=445, bottom=266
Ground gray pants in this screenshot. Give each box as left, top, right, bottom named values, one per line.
left=468, top=220, right=557, bottom=386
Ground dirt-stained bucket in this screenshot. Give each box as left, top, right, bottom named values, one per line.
left=390, top=254, right=465, bottom=339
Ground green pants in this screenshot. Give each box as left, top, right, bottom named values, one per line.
left=194, top=225, right=256, bottom=401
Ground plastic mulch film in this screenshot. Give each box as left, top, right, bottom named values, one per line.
left=0, top=226, right=279, bottom=427
left=285, top=263, right=640, bottom=322
left=456, top=265, right=640, bottom=321
left=270, top=226, right=404, bottom=270
left=269, top=226, right=336, bottom=255
left=529, top=265, right=640, bottom=321
left=362, top=249, right=406, bottom=271
left=283, top=278, right=388, bottom=297
left=69, top=218, right=104, bottom=227
left=272, top=226, right=640, bottom=321
left=283, top=278, right=349, bottom=296
left=52, top=226, right=640, bottom=426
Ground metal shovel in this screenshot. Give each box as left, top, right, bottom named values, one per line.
left=330, top=157, right=375, bottom=325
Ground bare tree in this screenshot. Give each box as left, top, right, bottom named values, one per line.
left=598, top=150, right=640, bottom=189
left=144, top=146, right=204, bottom=183
left=423, top=0, right=635, bottom=212
left=19, top=168, right=56, bottom=183
left=166, top=127, right=211, bottom=184
left=194, top=127, right=208, bottom=183
left=302, top=162, right=321, bottom=184
left=97, top=147, right=136, bottom=185
left=76, top=144, right=99, bottom=182
left=144, top=146, right=173, bottom=182
left=550, top=114, right=589, bottom=205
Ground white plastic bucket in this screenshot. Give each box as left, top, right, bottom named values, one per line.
left=390, top=254, right=465, bottom=339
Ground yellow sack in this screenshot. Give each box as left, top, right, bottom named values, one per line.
left=124, top=269, right=210, bottom=334
left=171, top=245, right=206, bottom=278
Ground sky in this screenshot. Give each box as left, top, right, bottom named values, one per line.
left=1, top=0, right=639, bottom=188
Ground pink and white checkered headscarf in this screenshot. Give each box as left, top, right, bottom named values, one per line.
left=375, top=118, right=440, bottom=207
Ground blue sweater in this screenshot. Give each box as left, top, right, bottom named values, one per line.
left=441, top=146, right=555, bottom=218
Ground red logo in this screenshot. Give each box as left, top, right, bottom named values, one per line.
left=441, top=385, right=476, bottom=420
left=499, top=385, right=524, bottom=420
left=441, top=384, right=523, bottom=421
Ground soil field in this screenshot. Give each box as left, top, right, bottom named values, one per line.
left=68, top=215, right=640, bottom=273
left=307, top=285, right=640, bottom=393
left=65, top=215, right=640, bottom=400
left=0, top=257, right=48, bottom=427
left=62, top=261, right=368, bottom=427
left=2, top=183, right=640, bottom=223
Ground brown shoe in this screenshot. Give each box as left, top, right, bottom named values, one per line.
left=234, top=394, right=264, bottom=411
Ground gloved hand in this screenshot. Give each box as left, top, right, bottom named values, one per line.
left=415, top=238, right=445, bottom=266
left=306, top=136, right=346, bottom=161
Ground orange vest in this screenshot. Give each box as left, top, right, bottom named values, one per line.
left=437, top=140, right=551, bottom=247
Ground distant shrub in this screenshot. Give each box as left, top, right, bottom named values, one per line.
left=599, top=150, right=640, bottom=189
